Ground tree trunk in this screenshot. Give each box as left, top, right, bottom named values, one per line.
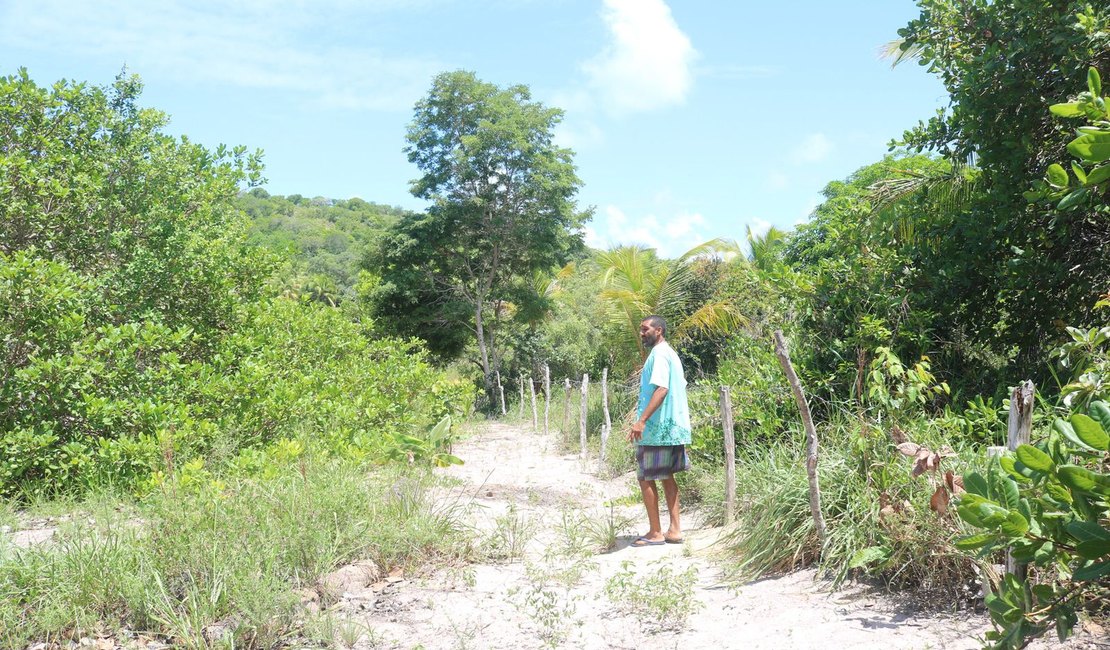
left=474, top=300, right=491, bottom=390
left=773, top=330, right=827, bottom=550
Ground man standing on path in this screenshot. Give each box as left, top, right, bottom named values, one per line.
left=628, top=315, right=692, bottom=547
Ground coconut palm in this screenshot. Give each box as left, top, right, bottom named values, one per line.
left=596, top=238, right=744, bottom=364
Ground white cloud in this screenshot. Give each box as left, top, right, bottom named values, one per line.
left=582, top=0, right=698, bottom=115
left=591, top=204, right=715, bottom=257
left=0, top=0, right=443, bottom=111
left=790, top=133, right=834, bottom=164
left=748, top=218, right=773, bottom=239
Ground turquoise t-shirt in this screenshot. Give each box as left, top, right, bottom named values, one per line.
left=636, top=341, right=692, bottom=446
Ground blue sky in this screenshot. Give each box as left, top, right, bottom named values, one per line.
left=0, top=0, right=947, bottom=256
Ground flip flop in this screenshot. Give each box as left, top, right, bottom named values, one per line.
left=664, top=536, right=684, bottom=544
left=631, top=536, right=665, bottom=547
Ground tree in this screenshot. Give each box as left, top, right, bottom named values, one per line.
left=595, top=239, right=742, bottom=375
left=892, top=1, right=1110, bottom=382
left=372, top=71, right=588, bottom=387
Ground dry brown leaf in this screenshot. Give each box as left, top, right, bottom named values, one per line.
left=930, top=484, right=949, bottom=514
left=896, top=442, right=922, bottom=457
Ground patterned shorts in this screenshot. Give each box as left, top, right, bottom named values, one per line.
left=635, top=444, right=691, bottom=481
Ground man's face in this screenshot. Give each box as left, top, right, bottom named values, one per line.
left=639, top=321, right=661, bottom=348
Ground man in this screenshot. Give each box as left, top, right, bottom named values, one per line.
left=628, top=315, right=691, bottom=547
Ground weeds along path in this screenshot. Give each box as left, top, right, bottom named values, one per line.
left=349, top=421, right=995, bottom=650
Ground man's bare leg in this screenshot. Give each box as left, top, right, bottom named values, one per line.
left=637, top=479, right=665, bottom=542
left=661, top=476, right=682, bottom=541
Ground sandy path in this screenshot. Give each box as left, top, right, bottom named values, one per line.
left=342, top=421, right=1091, bottom=650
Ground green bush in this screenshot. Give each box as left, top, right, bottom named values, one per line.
left=953, top=400, right=1110, bottom=649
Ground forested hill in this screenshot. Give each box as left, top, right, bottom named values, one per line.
left=235, top=189, right=409, bottom=305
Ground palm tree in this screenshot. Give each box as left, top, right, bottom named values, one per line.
left=596, top=238, right=744, bottom=364
left=746, top=225, right=788, bottom=272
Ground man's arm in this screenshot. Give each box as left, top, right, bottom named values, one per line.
left=629, top=386, right=668, bottom=442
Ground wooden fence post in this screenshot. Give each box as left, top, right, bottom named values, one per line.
left=543, top=364, right=551, bottom=437
left=773, top=330, right=827, bottom=549
left=496, top=371, right=506, bottom=415
left=1006, top=381, right=1035, bottom=580
left=529, top=376, right=539, bottom=432
left=562, top=378, right=572, bottom=438
left=518, top=376, right=525, bottom=418
left=580, top=373, right=589, bottom=459
left=600, top=368, right=612, bottom=471
left=720, top=385, right=736, bottom=525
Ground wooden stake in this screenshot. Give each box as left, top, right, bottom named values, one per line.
left=529, top=376, right=539, bottom=432
left=1006, top=381, right=1035, bottom=580
left=580, top=373, right=589, bottom=459
left=773, top=330, right=827, bottom=549
left=543, top=364, right=551, bottom=436
left=720, top=385, right=736, bottom=525
left=562, top=378, right=571, bottom=438
left=518, top=376, right=525, bottom=418
left=496, top=371, right=506, bottom=415
left=600, top=368, right=612, bottom=471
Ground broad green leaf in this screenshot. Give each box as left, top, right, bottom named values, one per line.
left=1046, top=163, right=1069, bottom=188
left=1089, top=67, right=1102, bottom=97
left=964, top=471, right=989, bottom=497
left=1046, top=480, right=1074, bottom=504
left=1000, top=510, right=1029, bottom=538
left=977, top=502, right=1010, bottom=526
left=1054, top=418, right=1100, bottom=452
left=1087, top=401, right=1110, bottom=436
left=1057, top=465, right=1109, bottom=495
left=1071, top=163, right=1088, bottom=184
left=1057, top=188, right=1089, bottom=210
left=1069, top=413, right=1109, bottom=451
left=954, top=532, right=996, bottom=550
left=1049, top=102, right=1085, bottom=118
left=998, top=475, right=1021, bottom=511
left=999, top=456, right=1035, bottom=482
left=1076, top=539, right=1110, bottom=560
left=1033, top=542, right=1056, bottom=566
left=1068, top=133, right=1110, bottom=162
left=1073, top=560, right=1110, bottom=581
left=1084, top=164, right=1110, bottom=186
left=1066, top=520, right=1110, bottom=543
left=1015, top=444, right=1054, bottom=472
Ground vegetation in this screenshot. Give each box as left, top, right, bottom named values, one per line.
left=3, top=0, right=1110, bottom=647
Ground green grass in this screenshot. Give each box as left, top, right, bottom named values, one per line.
left=708, top=414, right=981, bottom=599
left=0, top=461, right=467, bottom=649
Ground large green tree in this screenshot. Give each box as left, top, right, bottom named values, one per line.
left=371, top=71, right=588, bottom=386
left=893, top=0, right=1110, bottom=382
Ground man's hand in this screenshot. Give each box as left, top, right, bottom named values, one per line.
left=628, top=419, right=645, bottom=443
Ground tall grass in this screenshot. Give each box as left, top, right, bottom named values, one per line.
left=0, top=462, right=466, bottom=649
left=701, top=414, right=980, bottom=599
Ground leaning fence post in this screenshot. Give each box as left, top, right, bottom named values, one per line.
left=720, top=385, right=736, bottom=525
left=1005, top=381, right=1035, bottom=580
left=529, top=376, right=539, bottom=432
left=579, top=373, right=589, bottom=459
left=543, top=364, right=551, bottom=437
left=496, top=371, right=506, bottom=415
left=773, top=330, right=827, bottom=549
left=600, top=368, right=612, bottom=471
